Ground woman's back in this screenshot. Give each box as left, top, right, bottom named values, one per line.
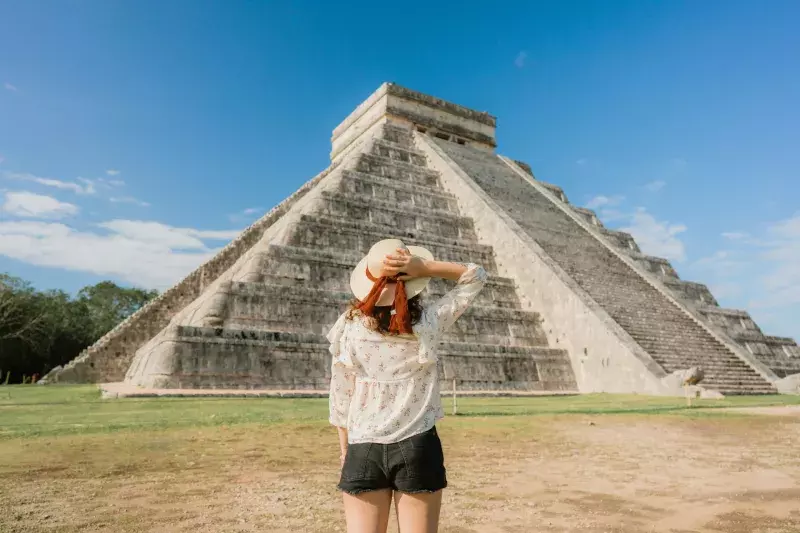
left=328, top=263, right=487, bottom=443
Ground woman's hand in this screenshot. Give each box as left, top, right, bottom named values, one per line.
left=382, top=248, right=429, bottom=279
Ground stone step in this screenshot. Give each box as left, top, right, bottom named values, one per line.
left=147, top=326, right=571, bottom=391
left=654, top=357, right=758, bottom=370
left=662, top=279, right=719, bottom=306
left=432, top=139, right=774, bottom=395
left=353, top=153, right=441, bottom=187
left=370, top=138, right=428, bottom=167
left=653, top=358, right=756, bottom=372
left=380, top=124, right=415, bottom=147
left=701, top=378, right=777, bottom=388
left=258, top=245, right=519, bottom=308
left=220, top=282, right=549, bottom=347
left=339, top=170, right=459, bottom=213
left=288, top=215, right=497, bottom=270
left=318, top=190, right=475, bottom=240
left=712, top=389, right=776, bottom=396
left=372, top=137, right=426, bottom=157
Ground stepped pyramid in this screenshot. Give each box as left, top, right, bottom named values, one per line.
left=45, top=83, right=800, bottom=396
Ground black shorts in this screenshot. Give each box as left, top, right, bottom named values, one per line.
left=338, top=426, right=448, bottom=495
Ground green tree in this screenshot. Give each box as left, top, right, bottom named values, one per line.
left=77, top=281, right=158, bottom=339
left=0, top=276, right=157, bottom=384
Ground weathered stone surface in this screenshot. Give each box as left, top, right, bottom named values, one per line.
left=120, top=118, right=576, bottom=392
left=427, top=136, right=777, bottom=395
left=775, top=373, right=800, bottom=394
left=51, top=82, right=794, bottom=396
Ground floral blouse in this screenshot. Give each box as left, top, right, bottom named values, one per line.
left=328, top=263, right=487, bottom=444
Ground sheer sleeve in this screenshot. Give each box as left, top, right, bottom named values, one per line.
left=327, top=313, right=356, bottom=427
left=420, top=263, right=488, bottom=337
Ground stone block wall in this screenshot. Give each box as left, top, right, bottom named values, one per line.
left=42, top=161, right=344, bottom=384
left=124, top=123, right=577, bottom=392
left=424, top=135, right=776, bottom=394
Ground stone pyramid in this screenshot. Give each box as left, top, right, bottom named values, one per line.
left=46, top=83, right=799, bottom=396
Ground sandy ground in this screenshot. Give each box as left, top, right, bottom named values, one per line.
left=718, top=405, right=800, bottom=417
left=2, top=413, right=799, bottom=532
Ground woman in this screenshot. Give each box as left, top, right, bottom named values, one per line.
left=328, top=238, right=487, bottom=533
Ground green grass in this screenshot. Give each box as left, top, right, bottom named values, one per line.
left=1, top=385, right=799, bottom=439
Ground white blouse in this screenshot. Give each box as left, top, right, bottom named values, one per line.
left=327, top=263, right=487, bottom=444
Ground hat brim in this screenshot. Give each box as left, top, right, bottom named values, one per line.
left=350, top=245, right=434, bottom=307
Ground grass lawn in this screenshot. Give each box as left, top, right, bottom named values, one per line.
left=1, top=386, right=799, bottom=532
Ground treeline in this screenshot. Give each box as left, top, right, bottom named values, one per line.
left=0, top=274, right=157, bottom=384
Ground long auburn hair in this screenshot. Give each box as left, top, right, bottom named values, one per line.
left=347, top=295, right=424, bottom=335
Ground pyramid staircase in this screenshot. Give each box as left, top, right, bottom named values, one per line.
left=428, top=138, right=778, bottom=395
left=45, top=82, right=795, bottom=396
left=123, top=124, right=577, bottom=392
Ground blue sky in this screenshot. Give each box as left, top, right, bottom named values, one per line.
left=0, top=1, right=797, bottom=339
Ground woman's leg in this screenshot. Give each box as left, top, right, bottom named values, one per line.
left=394, top=490, right=443, bottom=533
left=342, top=489, right=393, bottom=533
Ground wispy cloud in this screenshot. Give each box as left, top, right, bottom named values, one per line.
left=721, top=231, right=749, bottom=241
left=575, top=158, right=588, bottom=166
left=514, top=51, right=528, bottom=68
left=228, top=206, right=262, bottom=223
left=106, top=169, right=121, bottom=176
left=110, top=196, right=150, bottom=207
left=585, top=195, right=624, bottom=210
left=4, top=82, right=18, bottom=92
left=6, top=172, right=96, bottom=195
left=1, top=191, right=79, bottom=219
left=0, top=219, right=240, bottom=289
left=620, top=207, right=687, bottom=262
left=644, top=180, right=666, bottom=193
left=670, top=157, right=687, bottom=170
left=689, top=212, right=800, bottom=338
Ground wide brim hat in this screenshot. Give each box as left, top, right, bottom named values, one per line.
left=350, top=238, right=434, bottom=307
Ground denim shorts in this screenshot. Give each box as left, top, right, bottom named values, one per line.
left=338, top=426, right=447, bottom=495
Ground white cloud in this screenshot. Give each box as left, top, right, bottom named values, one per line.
left=228, top=206, right=262, bottom=222
left=688, top=213, right=800, bottom=338
left=576, top=158, right=587, bottom=166
left=721, top=231, right=749, bottom=241
left=110, top=196, right=150, bottom=207
left=0, top=219, right=241, bottom=289
left=4, top=82, right=17, bottom=92
left=620, top=207, right=687, bottom=262
left=6, top=172, right=96, bottom=195
left=106, top=169, right=121, bottom=176
left=514, top=51, right=528, bottom=68
left=1, top=191, right=79, bottom=219
left=670, top=158, right=687, bottom=170
left=585, top=195, right=624, bottom=210
left=708, top=282, right=742, bottom=301
left=644, top=180, right=666, bottom=193
left=97, top=177, right=125, bottom=187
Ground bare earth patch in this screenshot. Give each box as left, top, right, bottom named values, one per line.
left=2, top=400, right=799, bottom=532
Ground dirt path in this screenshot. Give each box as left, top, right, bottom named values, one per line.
left=715, top=405, right=800, bottom=417
left=2, top=413, right=799, bottom=532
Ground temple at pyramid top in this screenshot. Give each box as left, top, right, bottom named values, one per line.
left=43, top=82, right=800, bottom=397
left=330, top=83, right=497, bottom=160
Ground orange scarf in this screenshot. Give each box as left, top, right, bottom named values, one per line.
left=353, top=267, right=412, bottom=335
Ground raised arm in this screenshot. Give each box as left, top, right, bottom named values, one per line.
left=422, top=261, right=487, bottom=332
left=382, top=250, right=487, bottom=334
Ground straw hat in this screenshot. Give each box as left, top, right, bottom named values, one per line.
left=349, top=238, right=434, bottom=307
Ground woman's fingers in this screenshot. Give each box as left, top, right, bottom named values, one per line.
left=383, top=259, right=406, bottom=268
